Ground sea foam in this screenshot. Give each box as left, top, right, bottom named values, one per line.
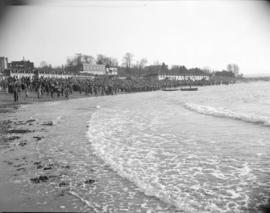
left=86, top=110, right=213, bottom=213
left=184, top=103, right=270, bottom=126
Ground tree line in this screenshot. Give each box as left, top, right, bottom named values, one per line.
left=38, top=52, right=241, bottom=78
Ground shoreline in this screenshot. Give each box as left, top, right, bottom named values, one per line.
left=0, top=90, right=91, bottom=112
left=0, top=91, right=175, bottom=212
left=0, top=92, right=97, bottom=211
left=3, top=83, right=269, bottom=212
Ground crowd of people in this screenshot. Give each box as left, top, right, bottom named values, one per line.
left=0, top=75, right=163, bottom=102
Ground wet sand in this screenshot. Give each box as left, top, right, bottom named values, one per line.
left=0, top=91, right=105, bottom=211
left=0, top=93, right=95, bottom=211
left=0, top=90, right=88, bottom=112
left=0, top=92, right=175, bottom=212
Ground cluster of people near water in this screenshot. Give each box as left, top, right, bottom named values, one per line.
left=0, top=75, right=163, bottom=102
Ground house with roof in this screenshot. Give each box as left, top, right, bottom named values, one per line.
left=80, top=63, right=118, bottom=76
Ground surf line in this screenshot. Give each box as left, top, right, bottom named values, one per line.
left=183, top=103, right=270, bottom=127
left=67, top=190, right=101, bottom=212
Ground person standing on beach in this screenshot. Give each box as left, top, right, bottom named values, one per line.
left=25, top=84, right=29, bottom=98
left=21, top=81, right=28, bottom=99
left=50, top=83, right=54, bottom=98
left=13, top=80, right=20, bottom=102
left=64, top=85, right=69, bottom=99
left=37, top=83, right=42, bottom=99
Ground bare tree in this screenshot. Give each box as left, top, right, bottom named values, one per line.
left=138, top=58, right=148, bottom=69
left=161, top=62, right=168, bottom=74
left=96, top=54, right=107, bottom=65
left=96, top=54, right=118, bottom=67
left=81, top=54, right=95, bottom=64
left=227, top=64, right=239, bottom=76
left=203, top=66, right=212, bottom=74
left=109, top=58, right=118, bottom=67
left=39, top=61, right=48, bottom=68
left=122, top=52, right=133, bottom=68
left=66, top=53, right=95, bottom=73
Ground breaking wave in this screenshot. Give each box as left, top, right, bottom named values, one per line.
left=184, top=103, right=270, bottom=126
left=86, top=108, right=257, bottom=212
left=86, top=110, right=202, bottom=212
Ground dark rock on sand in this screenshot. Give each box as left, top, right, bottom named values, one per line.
left=19, top=141, right=27, bottom=147
left=6, top=136, right=20, bottom=141
left=85, top=179, right=95, bottom=184
left=13, top=163, right=24, bottom=168
left=16, top=121, right=26, bottom=125
left=43, top=164, right=54, bottom=170
left=30, top=175, right=49, bottom=183
left=26, top=119, right=36, bottom=123
left=33, top=161, right=42, bottom=165
left=33, top=161, right=43, bottom=169
left=36, top=165, right=43, bottom=169
left=33, top=136, right=44, bottom=141
left=15, top=119, right=35, bottom=125
left=7, top=129, right=32, bottom=134
left=42, top=121, right=53, bottom=126
left=59, top=181, right=69, bottom=187
left=17, top=167, right=26, bottom=172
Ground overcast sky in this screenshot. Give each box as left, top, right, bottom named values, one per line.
left=0, top=0, right=270, bottom=75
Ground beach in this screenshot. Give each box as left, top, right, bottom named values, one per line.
left=1, top=0, right=270, bottom=211
left=1, top=82, right=270, bottom=212
left=0, top=91, right=176, bottom=212
left=0, top=92, right=94, bottom=211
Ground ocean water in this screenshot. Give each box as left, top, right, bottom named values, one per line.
left=86, top=81, right=270, bottom=212
left=3, top=81, right=270, bottom=212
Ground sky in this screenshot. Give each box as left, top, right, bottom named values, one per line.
left=0, top=0, right=270, bottom=76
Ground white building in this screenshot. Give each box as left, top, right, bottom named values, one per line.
left=158, top=74, right=210, bottom=81
left=80, top=64, right=106, bottom=75
left=80, top=63, right=118, bottom=76
left=9, top=72, right=74, bottom=79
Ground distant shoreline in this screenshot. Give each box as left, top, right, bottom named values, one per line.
left=0, top=80, right=256, bottom=112
left=240, top=76, right=270, bottom=82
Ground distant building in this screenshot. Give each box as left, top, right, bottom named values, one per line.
left=80, top=64, right=106, bottom=75
left=0, top=57, right=8, bottom=73
left=158, top=74, right=210, bottom=81
left=106, top=67, right=118, bottom=76
left=80, top=63, right=118, bottom=76
left=9, top=59, right=34, bottom=72
left=143, top=65, right=209, bottom=81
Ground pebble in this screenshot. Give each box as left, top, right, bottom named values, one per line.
left=42, top=121, right=53, bottom=126
left=85, top=179, right=95, bottom=184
